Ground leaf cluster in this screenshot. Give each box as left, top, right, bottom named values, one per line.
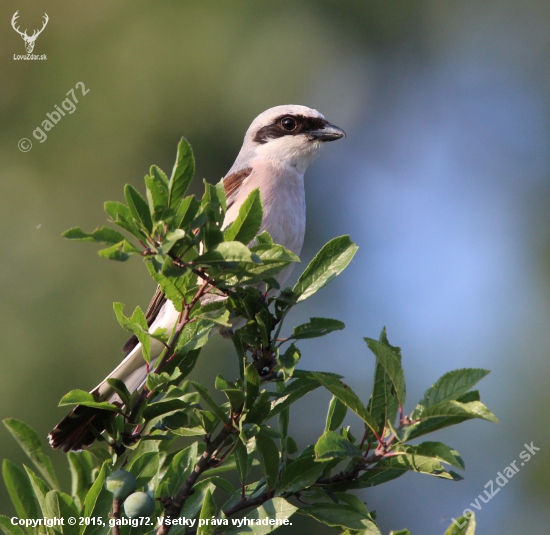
left=1, top=139, right=493, bottom=535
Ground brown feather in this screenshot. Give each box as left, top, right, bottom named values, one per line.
left=224, top=167, right=252, bottom=209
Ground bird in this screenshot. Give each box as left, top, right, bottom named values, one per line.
left=48, top=105, right=345, bottom=452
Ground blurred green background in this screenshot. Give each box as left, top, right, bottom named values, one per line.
left=2, top=0, right=550, bottom=532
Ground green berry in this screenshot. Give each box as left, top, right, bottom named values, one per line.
left=105, top=470, right=136, bottom=501
left=124, top=492, right=155, bottom=518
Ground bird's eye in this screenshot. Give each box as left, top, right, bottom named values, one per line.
left=281, top=117, right=297, bottom=131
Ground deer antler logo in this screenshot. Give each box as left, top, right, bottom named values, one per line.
left=11, top=11, right=49, bottom=54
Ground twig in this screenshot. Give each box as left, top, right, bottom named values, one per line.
left=111, top=498, right=122, bottom=535
left=181, top=439, right=394, bottom=535
left=126, top=279, right=211, bottom=427
left=169, top=256, right=234, bottom=298
left=154, top=278, right=210, bottom=373
left=156, top=425, right=235, bottom=535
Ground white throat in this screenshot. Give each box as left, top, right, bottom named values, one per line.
left=255, top=136, right=322, bottom=175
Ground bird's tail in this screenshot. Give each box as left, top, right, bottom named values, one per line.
left=47, top=404, right=113, bottom=452
left=48, top=343, right=152, bottom=452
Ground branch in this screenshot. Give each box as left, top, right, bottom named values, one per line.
left=153, top=278, right=210, bottom=373
left=156, top=425, right=234, bottom=535
left=183, top=461, right=375, bottom=535
left=169, top=255, right=235, bottom=298
left=111, top=498, right=122, bottom=535
left=126, top=279, right=211, bottom=427
left=223, top=491, right=271, bottom=517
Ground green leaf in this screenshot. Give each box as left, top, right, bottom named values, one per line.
left=104, top=201, right=142, bottom=238
left=390, top=531, right=412, bottom=535
left=250, top=244, right=299, bottom=264
left=197, top=489, right=217, bottom=535
left=195, top=241, right=256, bottom=264
left=151, top=165, right=169, bottom=186
left=143, top=398, right=188, bottom=420
left=392, top=442, right=464, bottom=470
left=223, top=389, right=245, bottom=412
left=245, top=364, right=260, bottom=410
left=234, top=244, right=300, bottom=285
left=193, top=306, right=231, bottom=328
left=286, top=437, right=298, bottom=455
left=0, top=516, right=26, bottom=535
left=314, top=430, right=362, bottom=461
left=67, top=451, right=94, bottom=505
left=82, top=462, right=111, bottom=535
left=300, top=503, right=378, bottom=531
left=276, top=449, right=325, bottom=495
left=179, top=479, right=216, bottom=526
left=268, top=378, right=320, bottom=418
left=375, top=450, right=463, bottom=481
left=127, top=451, right=159, bottom=489
left=158, top=229, right=186, bottom=255
left=334, top=492, right=371, bottom=518
left=105, top=378, right=131, bottom=407
left=191, top=382, right=229, bottom=423
left=58, top=390, right=120, bottom=411
left=145, top=261, right=195, bottom=312
left=367, top=329, right=401, bottom=441
left=256, top=434, right=280, bottom=491
left=292, top=235, right=358, bottom=302
left=104, top=200, right=132, bottom=221
left=444, top=512, right=476, bottom=535
left=307, top=373, right=379, bottom=435
left=202, top=179, right=227, bottom=224
left=113, top=303, right=151, bottom=363
left=169, top=137, right=195, bottom=210
left=145, top=167, right=169, bottom=215
left=174, top=195, right=200, bottom=230
left=96, top=240, right=139, bottom=261
left=88, top=447, right=112, bottom=467
left=411, top=368, right=491, bottom=419
left=244, top=392, right=271, bottom=427
left=233, top=438, right=254, bottom=485
left=23, top=466, right=50, bottom=515
left=291, top=318, right=345, bottom=340
left=163, top=443, right=198, bottom=496
left=3, top=419, right=59, bottom=489
left=224, top=188, right=263, bottom=244
left=279, top=344, right=300, bottom=380
left=44, top=491, right=79, bottom=535
left=325, top=396, right=347, bottom=432
left=62, top=226, right=126, bottom=244
left=125, top=184, right=153, bottom=233
left=225, top=498, right=297, bottom=535
left=278, top=388, right=289, bottom=444
left=256, top=231, right=274, bottom=245
left=401, top=400, right=498, bottom=442
left=209, top=476, right=235, bottom=494
left=2, top=459, right=40, bottom=520
left=326, top=466, right=404, bottom=491
left=259, top=425, right=282, bottom=439
left=365, top=338, right=406, bottom=408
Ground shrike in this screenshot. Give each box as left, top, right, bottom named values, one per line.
left=48, top=105, right=345, bottom=452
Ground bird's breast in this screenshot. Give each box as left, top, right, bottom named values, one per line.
left=228, top=161, right=306, bottom=255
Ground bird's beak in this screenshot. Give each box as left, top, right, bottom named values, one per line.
left=307, top=122, right=346, bottom=142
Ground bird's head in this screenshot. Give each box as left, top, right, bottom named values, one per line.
left=237, top=105, right=345, bottom=175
